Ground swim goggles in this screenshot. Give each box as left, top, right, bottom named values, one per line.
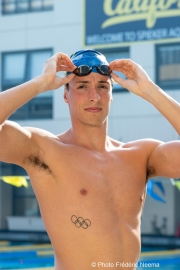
left=73, top=65, right=112, bottom=77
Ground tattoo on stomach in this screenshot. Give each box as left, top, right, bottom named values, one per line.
left=71, top=215, right=91, bottom=229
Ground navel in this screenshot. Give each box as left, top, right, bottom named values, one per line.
left=80, top=189, right=88, bottom=196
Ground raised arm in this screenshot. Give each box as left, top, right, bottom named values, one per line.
left=109, top=59, right=180, bottom=178
left=109, top=59, right=180, bottom=135
left=0, top=52, right=76, bottom=166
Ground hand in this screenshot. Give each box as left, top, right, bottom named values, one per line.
left=109, top=59, right=153, bottom=98
left=42, top=52, right=76, bottom=91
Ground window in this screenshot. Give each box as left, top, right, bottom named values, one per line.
left=2, top=0, right=53, bottom=15
left=98, top=48, right=129, bottom=92
left=2, top=49, right=53, bottom=119
left=156, top=43, right=180, bottom=90
left=13, top=181, right=40, bottom=217
left=0, top=162, right=40, bottom=217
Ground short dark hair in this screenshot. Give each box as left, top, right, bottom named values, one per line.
left=64, top=83, right=69, bottom=91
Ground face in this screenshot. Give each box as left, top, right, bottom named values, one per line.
left=64, top=72, right=113, bottom=127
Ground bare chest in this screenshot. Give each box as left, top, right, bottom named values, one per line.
left=28, top=146, right=147, bottom=224
left=25, top=142, right=148, bottom=264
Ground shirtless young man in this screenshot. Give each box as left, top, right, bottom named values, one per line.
left=0, top=49, right=180, bottom=270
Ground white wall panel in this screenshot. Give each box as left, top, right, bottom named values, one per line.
left=109, top=116, right=176, bottom=143
left=131, top=43, right=155, bottom=68
left=53, top=85, right=70, bottom=119
left=0, top=31, right=26, bottom=51
left=27, top=12, right=55, bottom=28
left=110, top=92, right=161, bottom=118
left=0, top=14, right=26, bottom=31
left=55, top=0, right=81, bottom=25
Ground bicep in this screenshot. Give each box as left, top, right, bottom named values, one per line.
left=0, top=120, right=38, bottom=165
left=148, top=141, right=180, bottom=178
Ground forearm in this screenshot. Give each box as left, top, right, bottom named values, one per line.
left=110, top=59, right=180, bottom=135
left=0, top=75, right=47, bottom=124
left=144, top=81, right=180, bottom=135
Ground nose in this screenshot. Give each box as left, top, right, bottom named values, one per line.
left=88, top=88, right=100, bottom=102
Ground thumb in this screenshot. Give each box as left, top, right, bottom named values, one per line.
left=111, top=72, right=126, bottom=88
left=52, top=73, right=75, bottom=90
left=61, top=73, right=75, bottom=85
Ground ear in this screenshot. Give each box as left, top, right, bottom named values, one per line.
left=64, top=89, right=69, bottom=104
left=110, top=91, right=113, bottom=102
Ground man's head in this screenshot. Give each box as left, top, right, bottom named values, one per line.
left=66, top=49, right=111, bottom=77
left=65, top=50, right=112, bottom=89
left=64, top=49, right=113, bottom=127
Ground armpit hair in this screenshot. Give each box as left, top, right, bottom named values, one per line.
left=146, top=166, right=156, bottom=180
left=25, top=155, right=52, bottom=174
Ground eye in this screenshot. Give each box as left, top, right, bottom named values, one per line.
left=99, top=84, right=108, bottom=89
left=77, top=85, right=87, bottom=89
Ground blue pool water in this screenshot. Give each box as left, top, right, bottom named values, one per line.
left=138, top=247, right=180, bottom=270
left=0, top=241, right=54, bottom=269
left=0, top=242, right=180, bottom=269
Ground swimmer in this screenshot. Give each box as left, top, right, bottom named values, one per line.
left=0, top=49, right=180, bottom=270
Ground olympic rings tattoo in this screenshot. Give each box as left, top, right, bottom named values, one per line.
left=71, top=215, right=91, bottom=229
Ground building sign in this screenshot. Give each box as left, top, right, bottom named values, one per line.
left=84, top=0, right=180, bottom=47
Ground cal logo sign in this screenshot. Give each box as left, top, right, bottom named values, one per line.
left=84, top=0, right=180, bottom=47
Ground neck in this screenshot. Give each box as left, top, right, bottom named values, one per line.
left=64, top=119, right=110, bottom=152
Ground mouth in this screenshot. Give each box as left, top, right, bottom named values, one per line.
left=85, top=107, right=102, bottom=113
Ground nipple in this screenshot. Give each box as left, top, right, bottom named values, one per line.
left=80, top=189, right=87, bottom=195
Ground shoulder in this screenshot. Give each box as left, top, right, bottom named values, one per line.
left=23, top=126, right=63, bottom=145
left=123, top=139, right=165, bottom=179
left=22, top=126, right=65, bottom=153
left=122, top=138, right=164, bottom=150
left=110, top=137, right=164, bottom=151
left=110, top=137, right=166, bottom=180
left=24, top=126, right=57, bottom=138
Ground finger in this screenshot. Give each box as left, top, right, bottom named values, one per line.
left=110, top=59, right=133, bottom=73
left=111, top=72, right=126, bottom=88
left=52, top=52, right=75, bottom=69
left=61, top=73, right=75, bottom=85
left=109, top=60, right=125, bottom=69
left=59, top=61, right=75, bottom=70
left=109, top=59, right=123, bottom=66
left=110, top=67, right=129, bottom=78
left=61, top=59, right=76, bottom=67
left=110, top=59, right=133, bottom=66
left=110, top=63, right=128, bottom=71
left=111, top=64, right=136, bottom=79
left=53, top=73, right=75, bottom=89
left=57, top=65, right=74, bottom=72
left=43, top=58, right=56, bottom=72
